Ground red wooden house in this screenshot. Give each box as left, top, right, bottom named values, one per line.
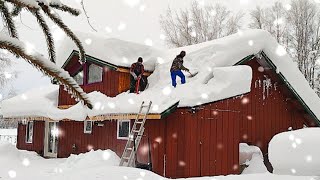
left=2, top=30, right=320, bottom=178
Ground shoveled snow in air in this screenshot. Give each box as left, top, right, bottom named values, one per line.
left=0, top=141, right=317, bottom=180
left=2, top=29, right=320, bottom=122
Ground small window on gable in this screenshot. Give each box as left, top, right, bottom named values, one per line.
left=73, top=70, right=84, bottom=85
left=84, top=120, right=93, bottom=134
left=117, top=120, right=130, bottom=140
left=88, top=64, right=103, bottom=84
left=25, top=121, right=34, bottom=143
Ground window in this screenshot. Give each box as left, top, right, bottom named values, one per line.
left=73, top=70, right=84, bottom=85
left=117, top=120, right=130, bottom=140
left=88, top=64, right=103, bottom=84
left=84, top=120, right=93, bottom=134
left=25, top=121, right=34, bottom=143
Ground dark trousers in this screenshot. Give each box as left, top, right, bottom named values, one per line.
left=171, top=70, right=186, bottom=87
left=130, top=75, right=137, bottom=93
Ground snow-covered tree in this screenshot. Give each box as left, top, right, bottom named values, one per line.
left=249, top=0, right=320, bottom=95
left=0, top=0, right=92, bottom=108
left=160, top=1, right=244, bottom=47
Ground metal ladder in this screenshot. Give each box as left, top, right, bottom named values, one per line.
left=119, top=101, right=152, bottom=167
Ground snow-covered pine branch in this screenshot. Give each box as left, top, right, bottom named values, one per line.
left=0, top=34, right=93, bottom=109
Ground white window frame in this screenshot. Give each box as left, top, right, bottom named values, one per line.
left=84, top=120, right=93, bottom=134
left=25, top=121, right=34, bottom=143
left=117, top=120, right=131, bottom=140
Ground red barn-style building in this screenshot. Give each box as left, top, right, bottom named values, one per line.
left=2, top=30, right=320, bottom=178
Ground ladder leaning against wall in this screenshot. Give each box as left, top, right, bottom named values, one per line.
left=119, top=101, right=152, bottom=167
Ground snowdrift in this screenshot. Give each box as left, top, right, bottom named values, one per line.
left=269, top=128, right=320, bottom=176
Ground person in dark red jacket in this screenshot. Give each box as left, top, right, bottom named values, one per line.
left=170, top=51, right=189, bottom=87
left=130, top=57, right=145, bottom=93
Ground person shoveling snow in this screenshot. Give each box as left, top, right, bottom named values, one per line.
left=130, top=57, right=145, bottom=93
left=170, top=51, right=196, bottom=88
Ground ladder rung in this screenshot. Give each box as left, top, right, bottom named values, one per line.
left=123, top=157, right=130, bottom=160
left=135, top=121, right=143, bottom=124
left=126, top=147, right=133, bottom=151
left=132, top=130, right=140, bottom=133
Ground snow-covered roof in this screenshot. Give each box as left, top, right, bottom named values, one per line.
left=2, top=29, right=320, bottom=122
left=56, top=32, right=163, bottom=71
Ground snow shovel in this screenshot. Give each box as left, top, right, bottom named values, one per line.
left=187, top=71, right=198, bottom=78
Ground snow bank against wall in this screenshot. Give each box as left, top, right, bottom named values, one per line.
left=269, top=128, right=320, bottom=176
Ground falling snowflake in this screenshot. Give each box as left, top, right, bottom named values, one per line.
left=162, top=86, right=172, bottom=96
left=258, top=66, right=264, bottom=72
left=210, top=10, right=216, bottom=16
left=152, top=104, right=159, bottom=111
left=291, top=168, right=296, bottom=174
left=201, top=93, right=208, bottom=99
left=85, top=38, right=92, bottom=45
left=123, top=0, right=140, bottom=7
left=52, top=28, right=64, bottom=41
left=289, top=134, right=295, bottom=141
left=274, top=18, right=284, bottom=25
left=122, top=57, right=129, bottom=64
left=191, top=31, right=197, bottom=37
left=187, top=21, right=194, bottom=27
left=276, top=45, right=287, bottom=56
left=128, top=98, right=135, bottom=105
left=102, top=151, right=111, bottom=160
left=139, top=4, right=146, bottom=12
left=157, top=57, right=164, bottom=64
left=8, top=170, right=16, bottom=178
left=238, top=29, right=244, bottom=36
left=305, top=155, right=313, bottom=162
left=154, top=136, right=162, bottom=143
left=22, top=158, right=30, bottom=167
left=140, top=171, right=146, bottom=177
left=179, top=161, right=186, bottom=166
left=285, top=4, right=292, bottom=10
left=105, top=26, right=113, bottom=33
left=108, top=102, right=116, bottom=109
left=160, top=34, right=166, bottom=40
left=291, top=143, right=297, bottom=149
left=0, top=94, right=2, bottom=100
left=94, top=102, right=102, bottom=110
left=25, top=42, right=35, bottom=55
left=123, top=176, right=128, bottom=180
left=144, top=39, right=153, bottom=46
left=118, top=22, right=127, bottom=31
left=21, top=94, right=28, bottom=100
left=4, top=72, right=12, bottom=79
left=241, top=97, right=249, bottom=104
left=248, top=40, right=254, bottom=46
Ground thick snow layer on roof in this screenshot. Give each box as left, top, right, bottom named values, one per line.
left=1, top=65, right=251, bottom=120
left=1, top=85, right=86, bottom=121
left=269, top=128, right=320, bottom=176
left=3, top=29, right=320, bottom=121
left=56, top=32, right=163, bottom=71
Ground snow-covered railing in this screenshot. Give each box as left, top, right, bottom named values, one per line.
left=0, top=129, right=17, bottom=145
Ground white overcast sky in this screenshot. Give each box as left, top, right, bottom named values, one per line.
left=3, top=0, right=291, bottom=96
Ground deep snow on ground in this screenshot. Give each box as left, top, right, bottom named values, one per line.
left=269, top=128, right=320, bottom=176
left=0, top=141, right=317, bottom=180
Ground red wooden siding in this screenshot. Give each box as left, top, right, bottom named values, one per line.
left=57, top=120, right=166, bottom=176
left=162, top=100, right=241, bottom=178
left=16, top=121, right=45, bottom=155
left=59, top=68, right=124, bottom=106
left=238, top=59, right=314, bottom=154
